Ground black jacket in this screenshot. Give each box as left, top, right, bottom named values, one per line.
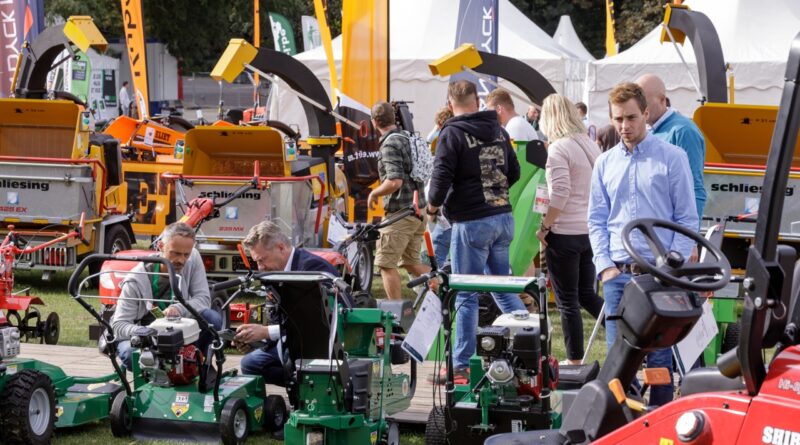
left=428, top=110, right=520, bottom=222
left=291, top=249, right=340, bottom=275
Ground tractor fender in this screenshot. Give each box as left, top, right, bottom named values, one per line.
left=97, top=216, right=135, bottom=252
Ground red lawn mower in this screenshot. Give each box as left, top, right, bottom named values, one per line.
left=487, top=31, right=800, bottom=445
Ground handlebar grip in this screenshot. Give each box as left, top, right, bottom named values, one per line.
left=717, top=347, right=742, bottom=378
left=212, top=276, right=246, bottom=291
left=407, top=272, right=433, bottom=289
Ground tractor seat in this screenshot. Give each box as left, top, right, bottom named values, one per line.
left=679, top=367, right=745, bottom=396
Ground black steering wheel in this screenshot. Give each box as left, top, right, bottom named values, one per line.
left=621, top=218, right=731, bottom=292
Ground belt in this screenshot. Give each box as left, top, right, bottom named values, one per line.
left=614, top=262, right=642, bottom=275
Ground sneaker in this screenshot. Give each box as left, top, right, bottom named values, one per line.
left=427, top=366, right=469, bottom=385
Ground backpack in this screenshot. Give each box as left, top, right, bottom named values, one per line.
left=387, top=130, right=434, bottom=183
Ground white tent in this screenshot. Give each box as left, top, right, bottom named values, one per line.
left=269, top=0, right=584, bottom=138
left=585, top=0, right=800, bottom=126
left=553, top=15, right=595, bottom=61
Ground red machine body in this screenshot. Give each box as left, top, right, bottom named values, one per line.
left=166, top=344, right=203, bottom=386
left=595, top=345, right=800, bottom=445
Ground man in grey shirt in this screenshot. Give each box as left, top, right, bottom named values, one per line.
left=111, top=222, right=222, bottom=369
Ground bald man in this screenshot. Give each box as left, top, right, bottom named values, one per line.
left=636, top=74, right=707, bottom=220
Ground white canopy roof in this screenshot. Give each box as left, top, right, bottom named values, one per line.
left=272, top=0, right=585, bottom=137
left=553, top=15, right=595, bottom=61
left=585, top=0, right=800, bottom=125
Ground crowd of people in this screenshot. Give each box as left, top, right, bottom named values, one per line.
left=110, top=73, right=705, bottom=411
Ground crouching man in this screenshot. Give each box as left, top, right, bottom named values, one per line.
left=111, top=222, right=223, bottom=369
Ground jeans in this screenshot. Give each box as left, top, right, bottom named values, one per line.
left=603, top=273, right=674, bottom=406
left=451, top=212, right=526, bottom=368
left=117, top=308, right=223, bottom=370
left=430, top=223, right=451, bottom=268
left=240, top=345, right=285, bottom=386
left=544, top=233, right=604, bottom=360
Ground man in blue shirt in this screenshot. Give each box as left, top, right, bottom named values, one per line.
left=588, top=82, right=698, bottom=407
left=637, top=74, right=707, bottom=220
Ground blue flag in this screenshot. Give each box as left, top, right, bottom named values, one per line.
left=452, top=0, right=499, bottom=105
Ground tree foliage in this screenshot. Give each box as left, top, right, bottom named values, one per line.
left=46, top=0, right=662, bottom=70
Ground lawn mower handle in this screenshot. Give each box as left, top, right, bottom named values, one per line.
left=211, top=275, right=249, bottom=291
left=69, top=254, right=183, bottom=302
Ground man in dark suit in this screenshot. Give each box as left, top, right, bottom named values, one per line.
left=234, top=220, right=340, bottom=386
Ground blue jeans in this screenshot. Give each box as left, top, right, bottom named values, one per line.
left=240, top=345, right=285, bottom=386
left=430, top=223, right=451, bottom=268
left=117, top=308, right=223, bottom=370
left=603, top=273, right=674, bottom=406
left=451, top=213, right=525, bottom=368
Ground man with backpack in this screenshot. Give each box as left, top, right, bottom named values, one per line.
left=425, top=80, right=525, bottom=384
left=368, top=101, right=431, bottom=300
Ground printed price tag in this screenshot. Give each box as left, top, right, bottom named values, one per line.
left=533, top=184, right=550, bottom=214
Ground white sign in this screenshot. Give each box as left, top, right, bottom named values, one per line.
left=327, top=216, right=348, bottom=245
left=143, top=126, right=155, bottom=146
left=533, top=184, right=549, bottom=214
left=673, top=299, right=719, bottom=374
left=401, top=291, right=443, bottom=362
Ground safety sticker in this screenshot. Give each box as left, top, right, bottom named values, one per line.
left=370, top=431, right=378, bottom=445
left=171, top=402, right=190, bottom=418
left=204, top=395, right=214, bottom=413
left=511, top=420, right=523, bottom=433
left=254, top=405, right=263, bottom=423
left=6, top=364, right=16, bottom=375
left=175, top=392, right=190, bottom=404
left=402, top=379, right=410, bottom=397
left=659, top=439, right=674, bottom=445
left=56, top=406, right=64, bottom=418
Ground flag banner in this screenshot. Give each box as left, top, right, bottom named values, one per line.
left=0, top=0, right=43, bottom=97
left=301, top=15, right=321, bottom=51
left=452, top=0, right=499, bottom=105
left=120, top=0, right=150, bottom=118
left=269, top=12, right=297, bottom=55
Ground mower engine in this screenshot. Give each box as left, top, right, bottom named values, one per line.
left=0, top=326, right=20, bottom=360
left=476, top=310, right=557, bottom=405
left=130, top=318, right=203, bottom=387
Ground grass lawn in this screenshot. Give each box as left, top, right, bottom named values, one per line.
left=11, top=268, right=606, bottom=444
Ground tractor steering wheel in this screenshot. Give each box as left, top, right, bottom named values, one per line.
left=621, top=218, right=731, bottom=292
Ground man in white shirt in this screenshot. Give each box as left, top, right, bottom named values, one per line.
left=486, top=88, right=540, bottom=143
left=576, top=102, right=597, bottom=141
left=118, top=81, right=131, bottom=117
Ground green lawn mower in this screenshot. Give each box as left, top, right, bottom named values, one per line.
left=69, top=254, right=285, bottom=444
left=211, top=270, right=417, bottom=445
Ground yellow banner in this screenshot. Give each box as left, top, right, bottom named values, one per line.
left=341, top=0, right=388, bottom=106
left=120, top=0, right=150, bottom=119
left=605, top=0, right=618, bottom=56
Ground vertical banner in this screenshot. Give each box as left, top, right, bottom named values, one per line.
left=605, top=0, right=618, bottom=56
left=268, top=12, right=297, bottom=55
left=452, top=0, right=498, bottom=106
left=253, top=0, right=260, bottom=104
left=1, top=0, right=44, bottom=97
left=301, top=15, right=321, bottom=52
left=339, top=0, right=389, bottom=222
left=120, top=0, right=150, bottom=119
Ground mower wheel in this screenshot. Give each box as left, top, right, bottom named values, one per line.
left=352, top=290, right=377, bottom=308
left=0, top=370, right=56, bottom=445
left=424, top=407, right=448, bottom=445
left=263, top=395, right=287, bottom=432
left=5, top=310, right=21, bottom=328
left=220, top=398, right=249, bottom=445
left=383, top=420, right=400, bottom=445
left=350, top=242, right=374, bottom=293
left=43, top=312, right=60, bottom=345
left=109, top=391, right=132, bottom=437
left=722, top=321, right=741, bottom=354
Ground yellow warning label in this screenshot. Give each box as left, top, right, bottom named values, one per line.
left=659, top=439, right=674, bottom=445
left=56, top=406, right=64, bottom=418
left=171, top=402, right=189, bottom=418
left=371, top=431, right=378, bottom=445
left=254, top=406, right=263, bottom=423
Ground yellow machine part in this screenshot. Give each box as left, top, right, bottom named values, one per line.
left=428, top=43, right=484, bottom=77
left=211, top=39, right=258, bottom=83
left=63, top=16, right=108, bottom=53
left=660, top=4, right=690, bottom=46
left=693, top=103, right=800, bottom=167
left=120, top=157, right=182, bottom=236
left=182, top=126, right=288, bottom=177
left=341, top=0, right=388, bottom=107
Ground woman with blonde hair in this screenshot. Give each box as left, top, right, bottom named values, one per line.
left=536, top=94, right=604, bottom=365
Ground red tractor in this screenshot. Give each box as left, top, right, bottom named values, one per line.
left=0, top=214, right=86, bottom=344
left=486, top=30, right=800, bottom=445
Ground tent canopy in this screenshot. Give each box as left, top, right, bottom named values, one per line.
left=553, top=15, right=595, bottom=61
left=274, top=0, right=583, bottom=138
left=585, top=0, right=800, bottom=125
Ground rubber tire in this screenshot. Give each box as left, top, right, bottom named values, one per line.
left=104, top=225, right=132, bottom=255
left=109, top=391, right=132, bottom=438
left=263, top=395, right=287, bottom=433
left=351, top=243, right=374, bottom=293
left=722, top=321, right=741, bottom=354
left=425, top=406, right=448, bottom=445
left=220, top=398, right=249, bottom=445
left=383, top=420, right=400, bottom=445
left=43, top=312, right=59, bottom=345
left=5, top=310, right=21, bottom=328
left=352, top=290, right=377, bottom=309
left=0, top=370, right=56, bottom=445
